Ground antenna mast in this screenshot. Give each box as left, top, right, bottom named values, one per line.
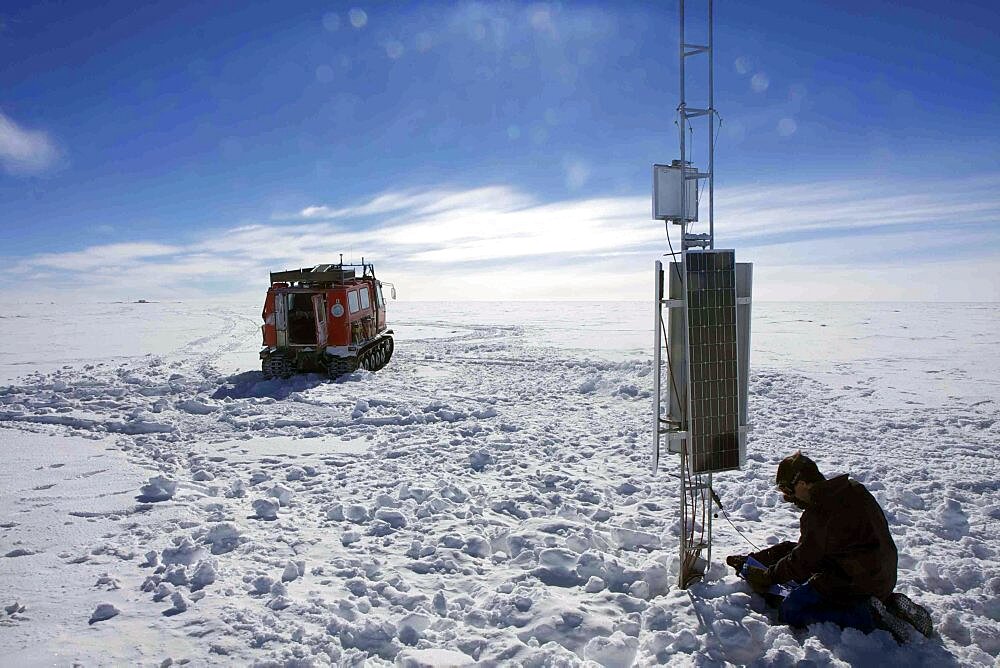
left=678, top=0, right=715, bottom=251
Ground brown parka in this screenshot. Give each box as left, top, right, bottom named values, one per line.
left=766, top=474, right=898, bottom=604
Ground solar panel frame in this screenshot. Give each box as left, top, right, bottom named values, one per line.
left=685, top=250, right=741, bottom=474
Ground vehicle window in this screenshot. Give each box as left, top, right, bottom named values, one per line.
left=359, top=287, right=370, bottom=310
left=348, top=290, right=360, bottom=314
left=376, top=285, right=384, bottom=308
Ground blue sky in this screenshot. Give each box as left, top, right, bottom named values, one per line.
left=1, top=0, right=997, bottom=300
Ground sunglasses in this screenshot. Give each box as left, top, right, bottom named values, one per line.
left=777, top=472, right=802, bottom=495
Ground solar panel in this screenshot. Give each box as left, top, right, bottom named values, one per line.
left=685, top=250, right=740, bottom=474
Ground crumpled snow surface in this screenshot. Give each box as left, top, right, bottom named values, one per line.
left=0, top=300, right=997, bottom=666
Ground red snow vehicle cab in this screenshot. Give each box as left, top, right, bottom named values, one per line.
left=260, top=261, right=395, bottom=378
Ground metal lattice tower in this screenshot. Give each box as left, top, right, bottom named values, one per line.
left=678, top=0, right=716, bottom=252
left=652, top=0, right=719, bottom=590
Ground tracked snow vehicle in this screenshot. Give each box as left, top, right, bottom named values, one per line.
left=260, top=261, right=395, bottom=379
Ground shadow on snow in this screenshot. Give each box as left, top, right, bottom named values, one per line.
left=211, top=369, right=372, bottom=400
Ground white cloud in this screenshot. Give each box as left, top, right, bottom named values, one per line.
left=4, top=175, right=998, bottom=301
left=31, top=242, right=180, bottom=271
left=393, top=195, right=650, bottom=263
left=296, top=185, right=531, bottom=220
left=715, top=175, right=1000, bottom=239
left=0, top=111, right=59, bottom=175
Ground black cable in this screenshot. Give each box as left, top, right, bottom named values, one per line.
left=710, top=486, right=762, bottom=551
left=664, top=220, right=703, bottom=578
left=697, top=111, right=723, bottom=204
left=664, top=220, right=685, bottom=291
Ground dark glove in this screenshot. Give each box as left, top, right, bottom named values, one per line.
left=745, top=566, right=773, bottom=593
left=726, top=554, right=747, bottom=576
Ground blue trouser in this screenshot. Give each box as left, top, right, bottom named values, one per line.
left=779, top=582, right=875, bottom=632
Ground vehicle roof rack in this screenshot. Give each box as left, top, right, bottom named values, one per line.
left=270, top=266, right=358, bottom=286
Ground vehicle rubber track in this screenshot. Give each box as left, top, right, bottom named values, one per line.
left=262, top=353, right=296, bottom=379
left=360, top=335, right=394, bottom=372
left=328, top=335, right=394, bottom=379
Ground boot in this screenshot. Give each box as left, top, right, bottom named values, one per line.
left=726, top=554, right=747, bottom=576
left=869, top=596, right=911, bottom=644
left=887, top=592, right=934, bottom=638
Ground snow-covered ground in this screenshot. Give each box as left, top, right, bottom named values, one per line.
left=1, top=300, right=997, bottom=666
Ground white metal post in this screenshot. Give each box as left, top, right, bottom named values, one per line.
left=652, top=261, right=663, bottom=475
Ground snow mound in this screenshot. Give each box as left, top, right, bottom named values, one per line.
left=176, top=399, right=219, bottom=415
left=138, top=475, right=176, bottom=502
left=397, top=648, right=474, bottom=667
left=584, top=631, right=638, bottom=667
left=203, top=522, right=241, bottom=555
left=252, top=498, right=279, bottom=520
left=267, top=484, right=293, bottom=507
left=161, top=536, right=208, bottom=566
left=88, top=602, right=119, bottom=625
left=281, top=560, right=304, bottom=582
left=190, top=560, right=217, bottom=591
left=468, top=449, right=494, bottom=471
left=165, top=590, right=188, bottom=615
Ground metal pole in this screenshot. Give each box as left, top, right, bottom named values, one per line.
left=652, top=262, right=662, bottom=475
left=680, top=220, right=693, bottom=588
left=677, top=0, right=687, bottom=590
left=708, top=0, right=715, bottom=249
left=706, top=472, right=713, bottom=567
left=679, top=0, right=686, bottom=172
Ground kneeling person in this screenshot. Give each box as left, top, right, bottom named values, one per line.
left=729, top=452, right=933, bottom=642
